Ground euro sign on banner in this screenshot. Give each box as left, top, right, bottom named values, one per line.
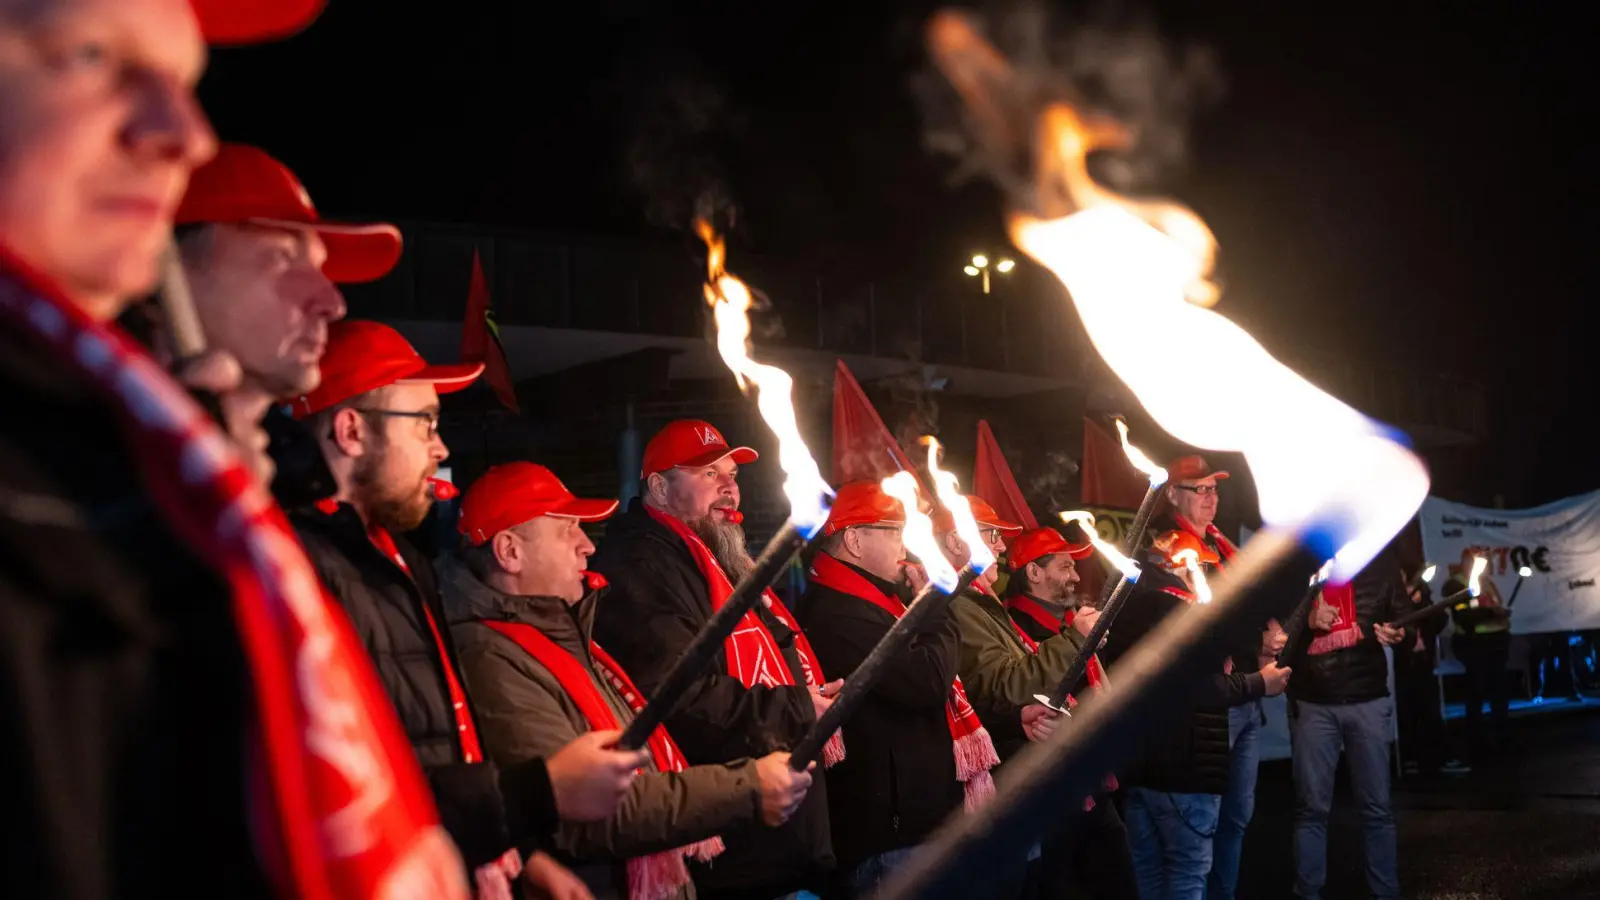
left=1418, top=490, right=1600, bottom=635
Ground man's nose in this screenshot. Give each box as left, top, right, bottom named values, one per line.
left=129, top=72, right=217, bottom=168
left=307, top=276, right=347, bottom=322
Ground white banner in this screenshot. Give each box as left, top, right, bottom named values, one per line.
left=1418, top=491, right=1600, bottom=635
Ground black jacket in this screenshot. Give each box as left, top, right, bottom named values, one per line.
left=292, top=503, right=557, bottom=868
left=1287, top=548, right=1412, bottom=706
left=1100, top=583, right=1266, bottom=795
left=0, top=322, right=269, bottom=899
left=797, top=559, right=964, bottom=870
left=590, top=499, right=834, bottom=896
left=1142, top=513, right=1271, bottom=677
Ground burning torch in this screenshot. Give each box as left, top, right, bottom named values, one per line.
left=1388, top=555, right=1489, bottom=630
left=788, top=439, right=993, bottom=768
left=877, top=14, right=1430, bottom=900
left=1508, top=565, right=1533, bottom=608
left=618, top=223, right=833, bottom=751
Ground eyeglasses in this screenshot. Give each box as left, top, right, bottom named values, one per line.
left=357, top=408, right=441, bottom=439
left=1174, top=484, right=1220, bottom=496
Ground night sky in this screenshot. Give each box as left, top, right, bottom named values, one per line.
left=199, top=1, right=1594, bottom=506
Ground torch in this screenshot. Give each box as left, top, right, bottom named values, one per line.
left=1508, top=565, right=1532, bottom=608
left=1037, top=510, right=1142, bottom=712
left=875, top=15, right=1430, bottom=900
left=618, top=223, right=834, bottom=751
left=1387, top=556, right=1488, bottom=630
left=789, top=440, right=994, bottom=769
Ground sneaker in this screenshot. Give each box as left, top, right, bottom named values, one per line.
left=1440, top=758, right=1472, bottom=775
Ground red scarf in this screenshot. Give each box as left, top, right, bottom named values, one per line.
left=0, top=255, right=465, bottom=898
left=1174, top=514, right=1238, bottom=563
left=1307, top=581, right=1360, bottom=656
left=482, top=621, right=724, bottom=900
left=645, top=506, right=844, bottom=767
left=808, top=554, right=998, bottom=810
left=1005, top=595, right=1109, bottom=691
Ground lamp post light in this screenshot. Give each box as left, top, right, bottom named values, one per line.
left=964, top=253, right=1015, bottom=294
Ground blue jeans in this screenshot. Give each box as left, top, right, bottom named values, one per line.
left=1206, top=699, right=1263, bottom=900
left=1123, top=787, right=1221, bottom=900
left=1289, top=697, right=1400, bottom=899
left=845, top=848, right=917, bottom=897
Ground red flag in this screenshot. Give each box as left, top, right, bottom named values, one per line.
left=1080, top=417, right=1147, bottom=509
left=460, top=250, right=519, bottom=414
left=831, top=360, right=919, bottom=486
left=973, top=420, right=1039, bottom=529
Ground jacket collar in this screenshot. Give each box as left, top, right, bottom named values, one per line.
left=435, top=552, right=599, bottom=654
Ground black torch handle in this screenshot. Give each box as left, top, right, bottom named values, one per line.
left=789, top=564, right=979, bottom=770
left=1093, top=483, right=1163, bottom=608
left=618, top=520, right=810, bottom=751
left=1049, top=574, right=1135, bottom=709
left=1388, top=587, right=1474, bottom=630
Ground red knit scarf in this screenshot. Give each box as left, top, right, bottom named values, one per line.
left=808, top=554, right=998, bottom=810
left=645, top=506, right=844, bottom=767
left=1005, top=595, right=1109, bottom=691
left=1173, top=513, right=1238, bottom=562
left=0, top=254, right=465, bottom=898
left=481, top=621, right=724, bottom=900
left=1306, top=581, right=1360, bottom=656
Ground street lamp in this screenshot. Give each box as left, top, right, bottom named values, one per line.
left=964, top=253, right=1015, bottom=294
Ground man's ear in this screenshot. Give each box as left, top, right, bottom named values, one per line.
left=1024, top=560, right=1044, bottom=587
left=940, top=530, right=963, bottom=557
left=646, top=471, right=670, bottom=505
left=841, top=527, right=863, bottom=559
left=329, top=407, right=369, bottom=458
left=491, top=529, right=520, bottom=574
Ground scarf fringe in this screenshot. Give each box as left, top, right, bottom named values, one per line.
left=962, top=768, right=997, bottom=812
left=952, top=727, right=1001, bottom=783
left=1307, top=625, right=1361, bottom=656
left=822, top=731, right=846, bottom=768
left=684, top=835, right=725, bottom=863
left=627, top=852, right=691, bottom=900
left=472, top=849, right=522, bottom=900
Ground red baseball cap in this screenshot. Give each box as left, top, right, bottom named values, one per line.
left=458, top=462, right=618, bottom=545
left=290, top=320, right=483, bottom=418
left=192, top=0, right=327, bottom=46
left=1008, top=527, right=1094, bottom=570
left=1167, top=455, right=1230, bottom=483
left=932, top=495, right=1024, bottom=534
left=641, top=419, right=758, bottom=477
left=177, top=143, right=402, bottom=284
left=822, top=481, right=907, bottom=536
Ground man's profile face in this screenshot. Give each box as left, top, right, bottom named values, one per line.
left=849, top=524, right=904, bottom=584
left=0, top=0, right=216, bottom=318
left=661, top=457, right=740, bottom=525
left=1033, top=553, right=1080, bottom=603
left=348, top=382, right=447, bottom=532
left=186, top=223, right=343, bottom=397
left=1167, top=475, right=1220, bottom=529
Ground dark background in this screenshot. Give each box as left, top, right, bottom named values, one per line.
left=199, top=1, right=1595, bottom=507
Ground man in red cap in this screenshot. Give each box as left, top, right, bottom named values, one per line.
left=161, top=141, right=400, bottom=484
left=798, top=481, right=996, bottom=897
left=590, top=418, right=841, bottom=900
left=1141, top=456, right=1288, bottom=900
left=440, top=461, right=816, bottom=900
left=1004, top=527, right=1096, bottom=646
left=0, top=3, right=485, bottom=899
left=291, top=320, right=650, bottom=890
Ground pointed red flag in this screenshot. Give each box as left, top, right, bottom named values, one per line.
left=973, top=420, right=1039, bottom=529
left=460, top=250, right=519, bottom=414
left=831, top=360, right=919, bottom=486
left=1080, top=417, right=1147, bottom=509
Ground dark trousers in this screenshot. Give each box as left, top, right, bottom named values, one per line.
left=1031, top=794, right=1140, bottom=900
left=1394, top=650, right=1446, bottom=767
left=1456, top=630, right=1512, bottom=753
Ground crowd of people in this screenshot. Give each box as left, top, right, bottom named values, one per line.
left=0, top=2, right=1493, bottom=900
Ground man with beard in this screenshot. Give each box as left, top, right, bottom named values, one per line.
left=1140, top=456, right=1287, bottom=900
left=1004, top=526, right=1095, bottom=645
left=1, top=2, right=473, bottom=898
left=591, top=418, right=841, bottom=900
left=797, top=482, right=996, bottom=898
left=293, top=319, right=649, bottom=890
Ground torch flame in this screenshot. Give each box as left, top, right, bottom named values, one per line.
left=883, top=471, right=960, bottom=594
left=1114, top=418, right=1168, bottom=487
left=1173, top=548, right=1212, bottom=604
left=1421, top=563, right=1437, bottom=584
left=1058, top=510, right=1141, bottom=582
left=925, top=14, right=1428, bottom=581
left=1467, top=555, right=1488, bottom=598
left=696, top=221, right=831, bottom=536
left=924, top=437, right=995, bottom=574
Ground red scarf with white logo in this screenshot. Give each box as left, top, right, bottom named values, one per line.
left=646, top=506, right=844, bottom=767
left=808, top=554, right=998, bottom=810
left=481, top=618, right=724, bottom=900
left=1005, top=595, right=1109, bottom=691
left=0, top=255, right=465, bottom=899
left=1306, top=580, right=1361, bottom=656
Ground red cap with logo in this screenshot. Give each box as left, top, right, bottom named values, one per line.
left=641, top=419, right=758, bottom=477
left=1008, top=527, right=1094, bottom=569
left=822, top=481, right=907, bottom=536
left=932, top=494, right=1024, bottom=535
left=458, top=462, right=618, bottom=545
left=1167, top=455, right=1230, bottom=483
left=191, top=0, right=327, bottom=46
left=290, top=320, right=483, bottom=418
left=177, top=143, right=402, bottom=284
